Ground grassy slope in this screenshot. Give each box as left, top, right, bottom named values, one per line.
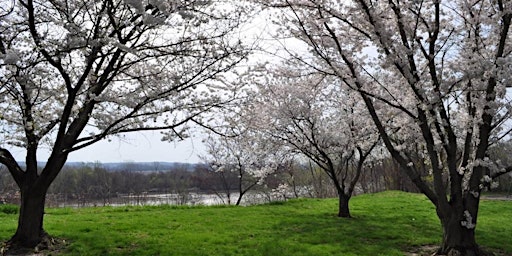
left=0, top=191, right=511, bottom=255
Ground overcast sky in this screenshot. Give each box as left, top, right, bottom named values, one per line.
left=67, top=132, right=206, bottom=163
left=6, top=131, right=207, bottom=163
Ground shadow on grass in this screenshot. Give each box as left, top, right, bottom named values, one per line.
left=266, top=213, right=418, bottom=255
left=258, top=196, right=441, bottom=256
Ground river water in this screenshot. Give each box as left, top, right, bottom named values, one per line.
left=46, top=192, right=276, bottom=208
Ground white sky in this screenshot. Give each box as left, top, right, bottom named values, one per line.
left=6, top=132, right=207, bottom=164
left=65, top=132, right=206, bottom=163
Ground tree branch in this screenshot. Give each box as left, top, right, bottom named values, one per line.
left=0, top=147, right=24, bottom=186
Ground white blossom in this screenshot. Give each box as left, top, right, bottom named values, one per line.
left=461, top=210, right=476, bottom=229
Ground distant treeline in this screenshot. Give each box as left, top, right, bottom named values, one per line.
left=1, top=158, right=511, bottom=207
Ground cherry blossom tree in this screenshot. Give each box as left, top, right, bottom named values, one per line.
left=246, top=62, right=379, bottom=217
left=265, top=0, right=512, bottom=254
left=201, top=128, right=281, bottom=206
left=0, top=0, right=251, bottom=249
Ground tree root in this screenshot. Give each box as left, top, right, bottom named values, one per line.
left=1, top=232, right=67, bottom=256
left=406, top=245, right=505, bottom=256
left=434, top=247, right=496, bottom=256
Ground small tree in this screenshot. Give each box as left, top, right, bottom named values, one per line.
left=200, top=159, right=239, bottom=205
left=202, top=131, right=278, bottom=205
left=87, top=163, right=113, bottom=206
left=0, top=0, right=251, bottom=249
left=246, top=65, right=379, bottom=217
left=168, top=164, right=193, bottom=205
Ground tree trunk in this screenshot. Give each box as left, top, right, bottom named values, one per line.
left=9, top=186, right=48, bottom=248
left=437, top=213, right=480, bottom=255
left=235, top=191, right=244, bottom=206
left=338, top=193, right=351, bottom=218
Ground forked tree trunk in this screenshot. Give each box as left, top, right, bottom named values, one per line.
left=9, top=186, right=48, bottom=248
left=338, top=193, right=351, bottom=218
left=2, top=154, right=66, bottom=251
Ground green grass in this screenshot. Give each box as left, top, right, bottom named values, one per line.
left=1, top=191, right=511, bottom=255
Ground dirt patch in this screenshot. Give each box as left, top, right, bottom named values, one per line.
left=405, top=245, right=439, bottom=256
left=405, top=245, right=508, bottom=256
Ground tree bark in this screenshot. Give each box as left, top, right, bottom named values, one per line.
left=438, top=215, right=479, bottom=255
left=338, top=193, right=351, bottom=218
left=434, top=196, right=483, bottom=256
left=8, top=186, right=48, bottom=248
left=235, top=191, right=244, bottom=206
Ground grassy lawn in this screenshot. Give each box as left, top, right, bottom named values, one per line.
left=0, top=191, right=511, bottom=255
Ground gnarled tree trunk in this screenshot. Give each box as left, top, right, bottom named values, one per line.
left=8, top=185, right=48, bottom=248
left=2, top=153, right=68, bottom=251
left=438, top=216, right=479, bottom=255
left=435, top=197, right=482, bottom=256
